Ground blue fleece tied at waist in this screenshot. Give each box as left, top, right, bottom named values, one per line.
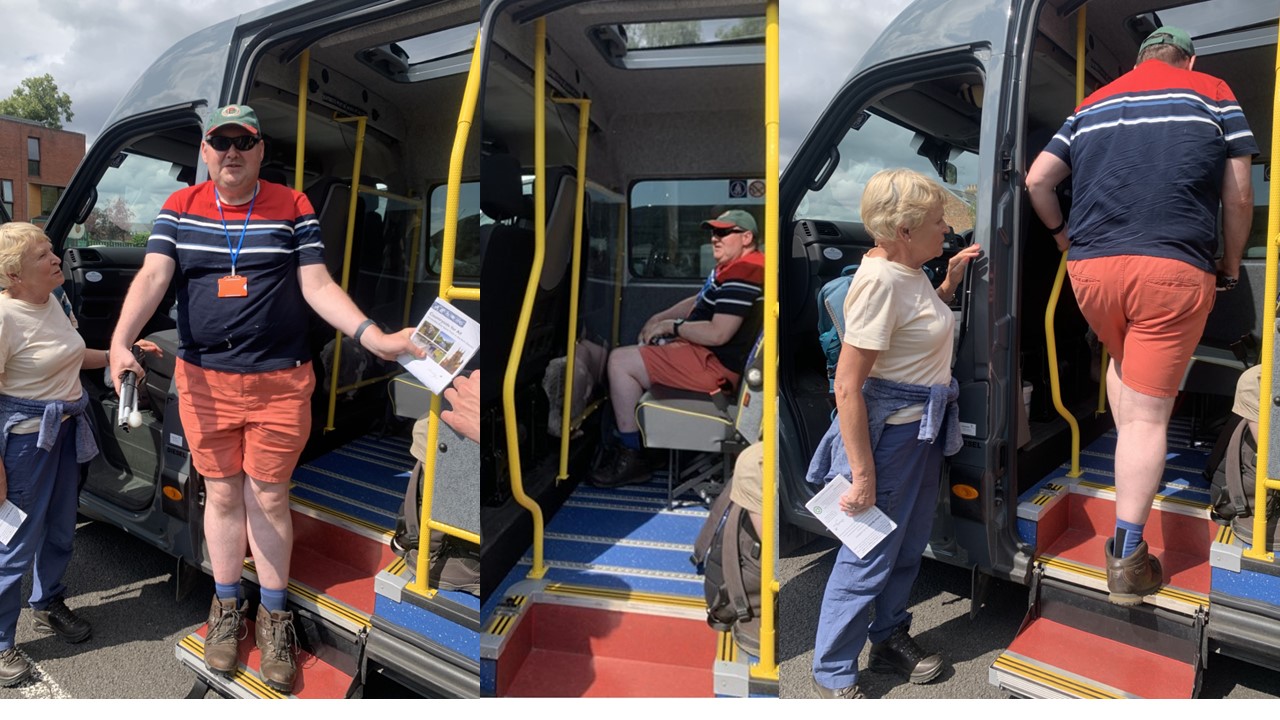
left=806, top=376, right=961, bottom=486
left=0, top=390, right=99, bottom=463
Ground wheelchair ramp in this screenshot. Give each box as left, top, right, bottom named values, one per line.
left=482, top=477, right=763, bottom=697
left=995, top=422, right=1210, bottom=698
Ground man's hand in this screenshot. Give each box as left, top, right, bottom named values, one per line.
left=1053, top=231, right=1069, bottom=253
left=109, top=344, right=146, bottom=396
left=0, top=465, right=7, bottom=507
left=638, top=318, right=676, bottom=346
left=441, top=370, right=480, bottom=444
left=838, top=473, right=876, bottom=517
left=361, top=327, right=426, bottom=362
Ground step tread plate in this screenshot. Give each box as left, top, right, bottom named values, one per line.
left=996, top=616, right=1196, bottom=698
left=1041, top=528, right=1210, bottom=609
left=177, top=621, right=353, bottom=699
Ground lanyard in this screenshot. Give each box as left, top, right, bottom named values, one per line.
left=214, top=183, right=259, bottom=276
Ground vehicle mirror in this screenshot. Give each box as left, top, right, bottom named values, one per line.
left=943, top=162, right=958, bottom=185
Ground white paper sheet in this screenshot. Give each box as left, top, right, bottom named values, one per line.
left=805, top=475, right=896, bottom=558
left=0, top=499, right=27, bottom=547
left=398, top=297, right=480, bottom=394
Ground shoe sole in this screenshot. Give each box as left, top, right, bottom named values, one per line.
left=868, top=657, right=944, bottom=684
left=0, top=667, right=32, bottom=688
left=262, top=677, right=295, bottom=693
left=1107, top=588, right=1159, bottom=606
left=31, top=622, right=91, bottom=644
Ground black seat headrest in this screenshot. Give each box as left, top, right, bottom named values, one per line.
left=481, top=154, right=529, bottom=222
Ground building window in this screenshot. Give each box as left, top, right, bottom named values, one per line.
left=27, top=137, right=40, bottom=177
left=39, top=186, right=63, bottom=218
left=1, top=180, right=12, bottom=219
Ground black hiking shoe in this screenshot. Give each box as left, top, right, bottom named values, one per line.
left=868, top=625, right=944, bottom=684
left=589, top=446, right=656, bottom=488
left=31, top=597, right=91, bottom=644
left=811, top=674, right=865, bottom=699
left=0, top=647, right=32, bottom=687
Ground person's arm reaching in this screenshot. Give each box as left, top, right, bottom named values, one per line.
left=1025, top=152, right=1073, bottom=252
left=638, top=295, right=697, bottom=344
left=1219, top=155, right=1253, bottom=282
left=109, top=254, right=176, bottom=394
left=298, top=263, right=424, bottom=361
left=441, top=370, right=480, bottom=444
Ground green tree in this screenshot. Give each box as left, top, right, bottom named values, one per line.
left=715, top=18, right=766, bottom=42
left=630, top=21, right=701, bottom=49
left=0, top=74, right=74, bottom=130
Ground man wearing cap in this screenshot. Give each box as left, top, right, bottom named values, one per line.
left=1026, top=27, right=1256, bottom=604
left=592, top=209, right=764, bottom=487
left=108, top=104, right=422, bottom=691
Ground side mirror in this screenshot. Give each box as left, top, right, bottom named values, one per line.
left=943, top=162, right=958, bottom=185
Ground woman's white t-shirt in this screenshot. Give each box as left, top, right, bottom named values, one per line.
left=841, top=256, right=954, bottom=424
left=0, top=292, right=86, bottom=433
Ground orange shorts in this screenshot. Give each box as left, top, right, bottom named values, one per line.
left=175, top=358, right=315, bottom=483
left=638, top=340, right=740, bottom=393
left=1067, top=255, right=1215, bottom=398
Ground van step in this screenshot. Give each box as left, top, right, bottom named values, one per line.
left=990, top=580, right=1202, bottom=698
left=175, top=619, right=356, bottom=699
left=491, top=597, right=717, bottom=697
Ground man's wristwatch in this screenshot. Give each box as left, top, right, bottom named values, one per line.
left=672, top=318, right=685, bottom=337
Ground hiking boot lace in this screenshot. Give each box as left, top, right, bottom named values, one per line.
left=208, top=604, right=245, bottom=644
left=45, top=599, right=79, bottom=627
left=267, top=616, right=299, bottom=664
left=886, top=626, right=926, bottom=662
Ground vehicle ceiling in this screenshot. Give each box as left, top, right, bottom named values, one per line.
left=484, top=0, right=767, bottom=187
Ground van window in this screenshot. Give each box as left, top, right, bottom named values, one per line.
left=68, top=150, right=194, bottom=248
left=427, top=181, right=483, bottom=278
left=629, top=178, right=765, bottom=279
left=1244, top=162, right=1271, bottom=258
left=587, top=184, right=625, bottom=280
left=795, top=101, right=981, bottom=236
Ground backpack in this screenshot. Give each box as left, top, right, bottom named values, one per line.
left=691, top=476, right=762, bottom=657
left=391, top=414, right=480, bottom=595
left=816, top=264, right=859, bottom=393
left=1204, top=415, right=1280, bottom=550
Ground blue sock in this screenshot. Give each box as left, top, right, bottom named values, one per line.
left=215, top=582, right=240, bottom=602
left=260, top=587, right=288, bottom=614
left=619, top=431, right=642, bottom=450
left=1114, top=519, right=1145, bottom=558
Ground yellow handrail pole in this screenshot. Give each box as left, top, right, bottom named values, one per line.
left=752, top=0, right=781, bottom=682
left=1245, top=21, right=1280, bottom=562
left=294, top=49, right=309, bottom=191
left=409, top=30, right=486, bottom=595
left=553, top=97, right=591, bottom=481
left=325, top=115, right=367, bottom=432
left=502, top=17, right=549, bottom=579
left=1042, top=7, right=1086, bottom=476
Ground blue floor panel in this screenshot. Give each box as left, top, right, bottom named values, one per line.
left=540, top=536, right=699, bottom=577
left=290, top=486, right=398, bottom=529
left=548, top=505, right=707, bottom=545
left=533, top=565, right=704, bottom=599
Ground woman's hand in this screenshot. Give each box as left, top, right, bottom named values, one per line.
left=940, top=243, right=983, bottom=298
left=839, top=471, right=876, bottom=516
left=134, top=340, right=163, bottom=357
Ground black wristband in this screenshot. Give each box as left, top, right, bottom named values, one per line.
left=1045, top=220, right=1066, bottom=235
left=353, top=319, right=375, bottom=344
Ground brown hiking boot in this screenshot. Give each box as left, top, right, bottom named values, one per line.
left=204, top=595, right=246, bottom=676
left=255, top=604, right=298, bottom=693
left=1105, top=538, right=1163, bottom=606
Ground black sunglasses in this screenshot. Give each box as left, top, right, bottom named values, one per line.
left=711, top=227, right=745, bottom=238
left=206, top=135, right=261, bottom=152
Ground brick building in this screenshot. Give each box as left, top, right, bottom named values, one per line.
left=0, top=115, right=85, bottom=224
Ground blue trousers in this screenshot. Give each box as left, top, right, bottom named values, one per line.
left=812, top=421, right=944, bottom=689
left=0, top=422, right=79, bottom=651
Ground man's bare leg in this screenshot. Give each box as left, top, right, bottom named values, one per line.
left=243, top=477, right=293, bottom=590
left=204, top=474, right=249, bottom=586
left=1112, top=375, right=1175, bottom=543
left=608, top=345, right=651, bottom=434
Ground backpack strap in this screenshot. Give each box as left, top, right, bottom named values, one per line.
left=1225, top=420, right=1253, bottom=520
left=404, top=460, right=422, bottom=541
left=692, top=476, right=737, bottom=569
left=1203, top=415, right=1243, bottom=483
left=721, top=504, right=752, bottom=622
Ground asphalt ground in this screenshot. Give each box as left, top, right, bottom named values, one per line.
left=779, top=535, right=1280, bottom=700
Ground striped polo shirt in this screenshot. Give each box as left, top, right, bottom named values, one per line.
left=1044, top=59, right=1258, bottom=272
left=687, top=249, right=765, bottom=372
left=146, top=180, right=325, bottom=372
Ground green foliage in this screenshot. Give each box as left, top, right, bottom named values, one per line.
left=0, top=74, right=74, bottom=130
left=716, top=18, right=766, bottom=42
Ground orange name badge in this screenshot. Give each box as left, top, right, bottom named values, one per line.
left=217, top=274, right=248, bottom=298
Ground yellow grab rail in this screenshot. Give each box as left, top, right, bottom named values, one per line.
left=294, top=49, right=309, bottom=192
left=408, top=29, right=485, bottom=596
left=553, top=96, right=591, bottom=482
left=325, top=114, right=367, bottom=433
left=1041, top=6, right=1087, bottom=478
left=752, top=0, right=781, bottom=683
left=1246, top=21, right=1280, bottom=563
left=501, top=17, right=550, bottom=579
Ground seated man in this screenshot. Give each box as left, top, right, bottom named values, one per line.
left=592, top=209, right=764, bottom=487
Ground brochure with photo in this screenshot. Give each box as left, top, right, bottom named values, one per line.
left=398, top=297, right=480, bottom=394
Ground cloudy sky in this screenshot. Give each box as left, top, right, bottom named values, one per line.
left=0, top=0, right=911, bottom=151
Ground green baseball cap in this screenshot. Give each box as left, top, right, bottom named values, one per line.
left=701, top=209, right=759, bottom=235
left=1139, top=26, right=1194, bottom=57
left=205, top=104, right=261, bottom=137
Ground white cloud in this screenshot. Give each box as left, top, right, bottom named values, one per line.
left=0, top=0, right=280, bottom=145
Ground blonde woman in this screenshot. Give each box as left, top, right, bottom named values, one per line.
left=0, top=222, right=157, bottom=686
left=808, top=169, right=980, bottom=698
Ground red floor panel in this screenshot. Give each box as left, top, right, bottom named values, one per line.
left=529, top=604, right=715, bottom=667
left=291, top=509, right=394, bottom=574
left=502, top=649, right=713, bottom=697
left=1006, top=616, right=1195, bottom=698
left=1069, top=495, right=1214, bottom=557
left=194, top=620, right=354, bottom=698
left=1043, top=528, right=1210, bottom=595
